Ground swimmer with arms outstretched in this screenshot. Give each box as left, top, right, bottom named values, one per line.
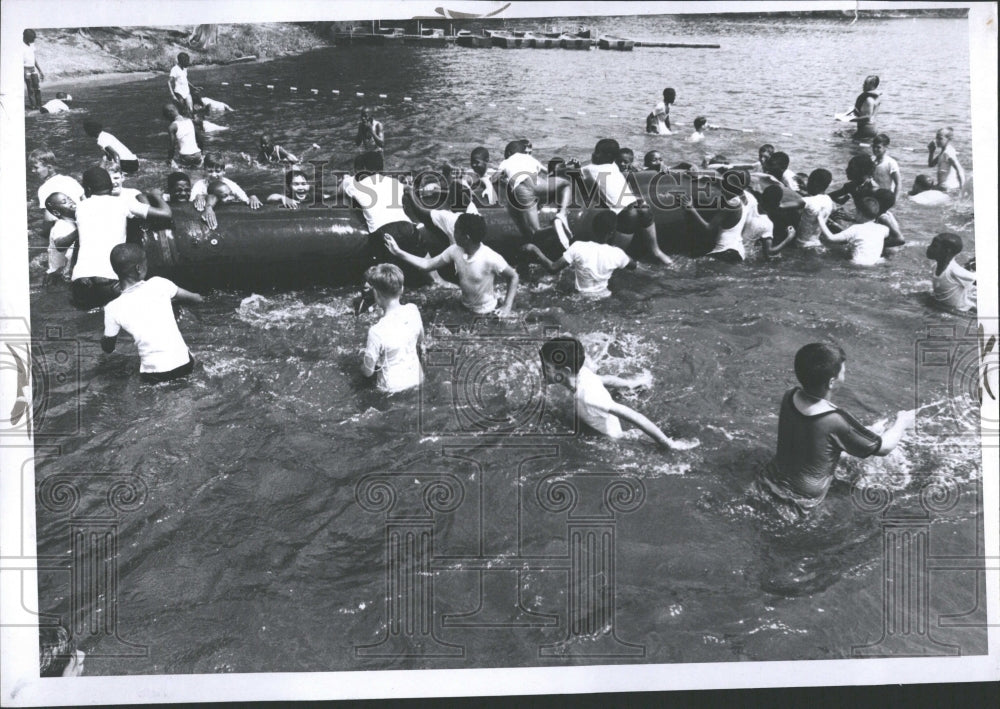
left=753, top=342, right=914, bottom=520
left=540, top=336, right=675, bottom=449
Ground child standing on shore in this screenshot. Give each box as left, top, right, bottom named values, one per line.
left=360, top=263, right=425, bottom=394
left=539, top=336, right=673, bottom=448
left=102, top=243, right=203, bottom=383
left=926, top=233, right=976, bottom=312
left=23, top=30, right=44, bottom=111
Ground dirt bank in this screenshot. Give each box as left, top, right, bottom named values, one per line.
left=32, top=23, right=333, bottom=83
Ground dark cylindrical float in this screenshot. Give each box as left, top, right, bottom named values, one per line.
left=143, top=170, right=801, bottom=288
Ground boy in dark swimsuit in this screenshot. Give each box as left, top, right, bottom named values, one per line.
left=754, top=343, right=914, bottom=520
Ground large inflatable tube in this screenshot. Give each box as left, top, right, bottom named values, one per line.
left=143, top=170, right=802, bottom=287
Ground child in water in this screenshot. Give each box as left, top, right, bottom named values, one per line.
left=910, top=127, right=966, bottom=195
left=521, top=210, right=636, bottom=299
left=83, top=118, right=139, bottom=174
left=258, top=134, right=299, bottom=164
left=643, top=150, right=664, bottom=172
left=191, top=152, right=262, bottom=210
left=794, top=169, right=835, bottom=249
left=496, top=139, right=573, bottom=245
left=43, top=192, right=77, bottom=283
left=754, top=342, right=913, bottom=520
left=360, top=263, right=425, bottom=394
left=539, top=336, right=674, bottom=448
left=646, top=88, right=675, bottom=135
left=616, top=148, right=638, bottom=175
left=926, top=233, right=976, bottom=312
left=102, top=243, right=204, bottom=383
left=871, top=134, right=901, bottom=203
left=164, top=172, right=192, bottom=203
left=688, top=116, right=717, bottom=143
left=468, top=146, right=498, bottom=206
left=818, top=195, right=887, bottom=266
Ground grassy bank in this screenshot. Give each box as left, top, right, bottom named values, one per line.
left=33, top=23, right=333, bottom=82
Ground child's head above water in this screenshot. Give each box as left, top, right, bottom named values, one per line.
left=863, top=74, right=880, bottom=92
left=503, top=140, right=526, bottom=159
left=662, top=88, right=676, bottom=105
left=454, top=213, right=487, bottom=252
left=591, top=210, right=617, bottom=244
left=765, top=151, right=790, bottom=175
left=365, top=262, right=405, bottom=300
left=856, top=195, right=880, bottom=221
left=935, top=127, right=954, bottom=146
left=616, top=148, right=634, bottom=172
left=167, top=172, right=191, bottom=201
left=644, top=151, right=663, bottom=171
left=82, top=118, right=102, bottom=137
left=760, top=185, right=784, bottom=211
left=162, top=103, right=180, bottom=121
left=203, top=152, right=226, bottom=179
left=470, top=147, right=490, bottom=176
left=846, top=154, right=875, bottom=182
left=794, top=342, right=846, bottom=394
left=81, top=166, right=113, bottom=196
left=592, top=138, right=620, bottom=165
left=693, top=116, right=708, bottom=132
left=44, top=192, right=76, bottom=219
left=540, top=336, right=586, bottom=381
left=758, top=144, right=775, bottom=164
left=806, top=168, right=833, bottom=196
left=110, top=242, right=147, bottom=281
left=286, top=170, right=311, bottom=201
left=927, top=232, right=963, bottom=261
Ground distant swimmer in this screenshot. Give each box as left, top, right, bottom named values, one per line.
left=646, top=87, right=675, bottom=135
left=837, top=74, right=880, bottom=141
left=40, top=92, right=72, bottom=114
left=192, top=90, right=233, bottom=114
left=539, top=336, right=674, bottom=449
left=360, top=263, right=425, bottom=394
left=688, top=116, right=719, bottom=143
left=23, top=29, right=44, bottom=111
left=162, top=103, right=202, bottom=168
left=927, top=233, right=976, bottom=313
left=355, top=108, right=384, bottom=154
left=910, top=127, right=965, bottom=196
left=83, top=118, right=139, bottom=174
left=753, top=343, right=914, bottom=520
left=102, top=243, right=204, bottom=384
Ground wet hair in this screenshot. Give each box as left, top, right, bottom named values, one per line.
left=44, top=191, right=72, bottom=215
left=794, top=343, right=846, bottom=391
left=455, top=213, right=486, bottom=244
left=110, top=243, right=146, bottom=279
left=285, top=169, right=310, bottom=198
left=643, top=151, right=662, bottom=169
left=846, top=154, right=875, bottom=181
left=857, top=196, right=880, bottom=220
left=863, top=75, right=880, bottom=91
left=932, top=232, right=963, bottom=257
left=758, top=144, right=775, bottom=158
left=694, top=116, right=708, bottom=131
left=471, top=146, right=490, bottom=163
left=167, top=171, right=191, bottom=191
left=592, top=138, right=620, bottom=165
left=23, top=29, right=36, bottom=43
left=162, top=103, right=180, bottom=120
left=662, top=88, right=676, bottom=103
left=873, top=188, right=895, bottom=214
left=767, top=152, right=790, bottom=173
left=618, top=148, right=634, bottom=161
left=353, top=151, right=384, bottom=174
left=207, top=179, right=233, bottom=201
left=39, top=626, right=73, bottom=678
left=81, top=166, right=112, bottom=194
left=56, top=91, right=69, bottom=100
left=540, top=336, right=586, bottom=375
left=504, top=140, right=526, bottom=159
left=177, top=52, right=190, bottom=64
left=28, top=148, right=57, bottom=169
left=365, top=263, right=405, bottom=298
left=720, top=169, right=747, bottom=198
left=203, top=153, right=225, bottom=170
left=872, top=133, right=891, bottom=147
left=937, top=127, right=954, bottom=140
left=591, top=210, right=617, bottom=243
left=761, top=185, right=784, bottom=210
left=82, top=118, right=103, bottom=136
left=806, top=168, right=833, bottom=195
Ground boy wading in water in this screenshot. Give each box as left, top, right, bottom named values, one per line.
left=754, top=343, right=915, bottom=520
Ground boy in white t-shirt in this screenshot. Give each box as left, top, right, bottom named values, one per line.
left=871, top=134, right=901, bottom=202
left=926, top=233, right=976, bottom=312
left=496, top=139, right=573, bottom=245
left=794, top=169, right=835, bottom=249
left=360, top=263, right=425, bottom=393
left=521, top=210, right=635, bottom=298
left=819, top=196, right=887, bottom=266
left=384, top=213, right=520, bottom=317
left=539, top=336, right=674, bottom=448
left=83, top=118, right=139, bottom=174
left=102, top=243, right=204, bottom=383
left=169, top=52, right=194, bottom=117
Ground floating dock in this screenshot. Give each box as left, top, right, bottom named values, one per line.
left=332, top=28, right=718, bottom=50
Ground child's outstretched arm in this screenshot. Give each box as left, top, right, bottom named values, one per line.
left=600, top=371, right=652, bottom=389
left=172, top=287, right=204, bottom=305
left=818, top=213, right=847, bottom=244
left=383, top=234, right=448, bottom=273
left=606, top=401, right=674, bottom=450
left=521, top=244, right=569, bottom=274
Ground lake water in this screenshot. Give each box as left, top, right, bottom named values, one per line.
left=25, top=13, right=985, bottom=674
